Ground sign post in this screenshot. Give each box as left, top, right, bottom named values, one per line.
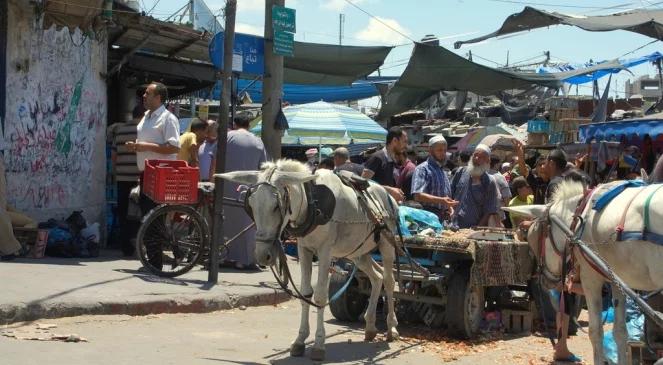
left=271, top=5, right=295, bottom=57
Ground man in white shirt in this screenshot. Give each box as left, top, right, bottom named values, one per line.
left=126, top=82, right=180, bottom=170
left=126, top=82, right=180, bottom=269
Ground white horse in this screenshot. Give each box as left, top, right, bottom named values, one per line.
left=216, top=159, right=400, bottom=361
left=505, top=180, right=663, bottom=365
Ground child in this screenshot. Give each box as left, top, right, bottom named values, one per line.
left=508, top=176, right=533, bottom=228
left=177, top=118, right=208, bottom=166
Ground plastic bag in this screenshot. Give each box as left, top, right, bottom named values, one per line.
left=603, top=296, right=644, bottom=365
left=81, top=223, right=100, bottom=257
left=397, top=206, right=443, bottom=237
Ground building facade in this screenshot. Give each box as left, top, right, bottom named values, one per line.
left=2, top=0, right=107, bottom=225
left=625, top=75, right=663, bottom=102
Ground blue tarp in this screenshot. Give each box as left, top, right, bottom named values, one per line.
left=538, top=52, right=663, bottom=85
left=200, top=77, right=396, bottom=104
left=579, top=118, right=663, bottom=142
left=603, top=297, right=644, bottom=365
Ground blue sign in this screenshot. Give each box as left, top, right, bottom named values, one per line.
left=209, top=32, right=265, bottom=76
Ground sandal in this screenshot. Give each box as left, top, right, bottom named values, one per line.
left=554, top=354, right=582, bottom=363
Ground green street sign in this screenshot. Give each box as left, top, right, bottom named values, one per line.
left=273, top=30, right=294, bottom=57
left=272, top=5, right=296, bottom=33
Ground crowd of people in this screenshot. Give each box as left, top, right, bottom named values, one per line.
left=308, top=126, right=596, bottom=235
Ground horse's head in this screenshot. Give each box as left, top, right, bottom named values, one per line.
left=216, top=160, right=315, bottom=266
left=503, top=179, right=586, bottom=286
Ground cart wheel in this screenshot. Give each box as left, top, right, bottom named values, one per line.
left=329, top=266, right=368, bottom=322
left=446, top=267, right=485, bottom=339
left=137, top=204, right=210, bottom=278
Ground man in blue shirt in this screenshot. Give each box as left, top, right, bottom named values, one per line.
left=450, top=144, right=500, bottom=228
left=411, top=135, right=458, bottom=221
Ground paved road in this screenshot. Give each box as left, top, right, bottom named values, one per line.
left=0, top=300, right=594, bottom=365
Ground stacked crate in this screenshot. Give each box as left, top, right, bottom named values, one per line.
left=527, top=118, right=549, bottom=146
left=545, top=98, right=584, bottom=145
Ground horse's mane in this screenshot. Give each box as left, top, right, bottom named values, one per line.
left=550, top=179, right=585, bottom=204
left=261, top=159, right=310, bottom=174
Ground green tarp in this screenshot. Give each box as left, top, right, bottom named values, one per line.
left=377, top=43, right=625, bottom=119
left=455, top=7, right=663, bottom=49
left=285, top=42, right=393, bottom=85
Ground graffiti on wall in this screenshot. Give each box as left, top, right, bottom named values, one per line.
left=4, top=25, right=106, bottom=213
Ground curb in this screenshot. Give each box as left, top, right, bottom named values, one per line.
left=0, top=290, right=291, bottom=325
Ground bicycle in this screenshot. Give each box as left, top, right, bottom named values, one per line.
left=136, top=181, right=257, bottom=277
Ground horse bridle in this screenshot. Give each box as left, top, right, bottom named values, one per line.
left=242, top=167, right=292, bottom=246
left=534, top=188, right=593, bottom=287
left=243, top=167, right=318, bottom=247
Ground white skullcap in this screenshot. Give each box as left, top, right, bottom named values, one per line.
left=501, top=162, right=511, bottom=169
left=429, top=135, right=447, bottom=146
left=475, top=143, right=491, bottom=155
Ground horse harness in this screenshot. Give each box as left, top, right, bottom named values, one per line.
left=242, top=168, right=335, bottom=239
left=535, top=188, right=595, bottom=288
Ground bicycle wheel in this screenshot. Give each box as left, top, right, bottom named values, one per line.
left=137, top=204, right=210, bottom=277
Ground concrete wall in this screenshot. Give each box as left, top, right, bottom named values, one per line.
left=3, top=0, right=107, bottom=225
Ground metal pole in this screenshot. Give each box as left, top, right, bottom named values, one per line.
left=209, top=0, right=236, bottom=284
left=339, top=13, right=344, bottom=45
left=231, top=71, right=238, bottom=123
left=549, top=215, right=663, bottom=329
left=261, top=0, right=285, bottom=160
left=656, top=59, right=663, bottom=101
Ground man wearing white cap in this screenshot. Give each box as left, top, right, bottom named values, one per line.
left=450, top=144, right=500, bottom=228
left=411, top=135, right=458, bottom=220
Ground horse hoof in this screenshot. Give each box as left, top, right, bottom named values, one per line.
left=387, top=330, right=399, bottom=342
left=290, top=343, right=305, bottom=357
left=310, top=347, right=325, bottom=361
left=365, top=330, right=377, bottom=341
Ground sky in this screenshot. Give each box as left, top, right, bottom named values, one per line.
left=138, top=0, right=663, bottom=107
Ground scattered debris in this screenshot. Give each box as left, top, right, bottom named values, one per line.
left=0, top=325, right=88, bottom=343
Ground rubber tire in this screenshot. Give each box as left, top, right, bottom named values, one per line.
left=329, top=270, right=368, bottom=322
left=446, top=267, right=485, bottom=339
left=137, top=204, right=210, bottom=278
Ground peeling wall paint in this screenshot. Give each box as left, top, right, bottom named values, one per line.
left=4, top=0, right=107, bottom=224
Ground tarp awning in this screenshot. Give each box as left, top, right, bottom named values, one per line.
left=377, top=43, right=625, bottom=119
left=201, top=76, right=396, bottom=104
left=284, top=42, right=393, bottom=85
left=538, top=51, right=663, bottom=84
left=207, top=31, right=393, bottom=85
left=455, top=6, right=663, bottom=49
left=579, top=118, right=663, bottom=142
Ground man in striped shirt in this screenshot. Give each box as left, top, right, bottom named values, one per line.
left=111, top=105, right=143, bottom=256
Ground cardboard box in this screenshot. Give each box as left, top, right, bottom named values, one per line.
left=527, top=133, right=549, bottom=146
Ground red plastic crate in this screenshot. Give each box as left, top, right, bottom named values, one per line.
left=143, top=160, right=199, bottom=204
